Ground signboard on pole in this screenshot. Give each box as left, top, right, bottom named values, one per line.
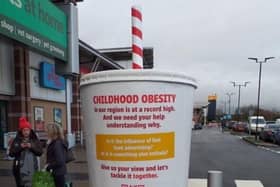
left=0, top=0, right=68, bottom=61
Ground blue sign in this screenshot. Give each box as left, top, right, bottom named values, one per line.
left=223, top=114, right=232, bottom=120
left=40, top=62, right=65, bottom=90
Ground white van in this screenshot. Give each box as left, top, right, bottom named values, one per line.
left=248, top=116, right=266, bottom=133
left=275, top=118, right=280, bottom=125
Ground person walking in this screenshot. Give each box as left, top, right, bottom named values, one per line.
left=46, top=123, right=67, bottom=187
left=221, top=119, right=226, bottom=133
left=9, top=117, right=43, bottom=187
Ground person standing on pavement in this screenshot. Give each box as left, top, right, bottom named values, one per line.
left=9, top=117, right=43, bottom=187
left=221, top=119, right=226, bottom=132
left=46, top=123, right=67, bottom=187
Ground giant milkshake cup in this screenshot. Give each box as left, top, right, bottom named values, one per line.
left=80, top=70, right=197, bottom=187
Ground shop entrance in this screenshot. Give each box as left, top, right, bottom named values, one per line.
left=0, top=101, right=7, bottom=149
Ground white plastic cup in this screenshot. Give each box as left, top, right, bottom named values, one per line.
left=80, top=70, right=197, bottom=187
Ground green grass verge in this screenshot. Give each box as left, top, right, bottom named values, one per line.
left=242, top=136, right=279, bottom=147
left=230, top=131, right=246, bottom=136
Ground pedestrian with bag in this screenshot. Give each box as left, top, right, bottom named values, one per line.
left=9, top=117, right=43, bottom=187
left=46, top=123, right=68, bottom=187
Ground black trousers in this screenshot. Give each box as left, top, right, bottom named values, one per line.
left=54, top=175, right=65, bottom=187
left=13, top=167, right=23, bottom=187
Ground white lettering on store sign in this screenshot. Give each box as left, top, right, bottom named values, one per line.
left=10, top=0, right=23, bottom=9
left=0, top=20, right=14, bottom=34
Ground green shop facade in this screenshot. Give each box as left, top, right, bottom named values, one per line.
left=0, top=0, right=75, bottom=149
left=0, top=0, right=122, bottom=149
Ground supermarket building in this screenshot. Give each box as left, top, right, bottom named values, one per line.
left=0, top=0, right=124, bottom=148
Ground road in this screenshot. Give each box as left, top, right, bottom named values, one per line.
left=189, top=127, right=280, bottom=187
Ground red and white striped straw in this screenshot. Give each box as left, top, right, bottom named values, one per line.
left=131, top=6, right=143, bottom=69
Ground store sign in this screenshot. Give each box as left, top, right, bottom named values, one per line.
left=40, top=62, right=65, bottom=90
left=0, top=0, right=67, bottom=61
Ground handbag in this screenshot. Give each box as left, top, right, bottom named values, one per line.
left=32, top=171, right=55, bottom=187
left=65, top=148, right=75, bottom=163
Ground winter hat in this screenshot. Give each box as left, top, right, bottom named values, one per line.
left=19, top=117, right=31, bottom=130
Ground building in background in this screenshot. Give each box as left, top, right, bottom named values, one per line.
left=99, top=47, right=154, bottom=69
left=0, top=0, right=74, bottom=148
left=0, top=1, right=122, bottom=149
left=193, top=102, right=209, bottom=125
left=207, top=95, right=217, bottom=121
left=79, top=41, right=124, bottom=74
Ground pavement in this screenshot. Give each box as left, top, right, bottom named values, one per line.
left=0, top=145, right=89, bottom=187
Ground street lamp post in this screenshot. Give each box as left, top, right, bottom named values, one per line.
left=230, top=81, right=250, bottom=121
left=248, top=57, right=275, bottom=141
left=226, top=92, right=234, bottom=115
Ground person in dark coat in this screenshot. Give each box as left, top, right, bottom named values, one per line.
left=9, top=117, right=43, bottom=187
left=46, top=123, right=67, bottom=187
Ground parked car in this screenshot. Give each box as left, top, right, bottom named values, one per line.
left=227, top=121, right=237, bottom=129
left=272, top=129, right=280, bottom=145
left=35, top=131, right=48, bottom=147
left=260, top=123, right=280, bottom=142
left=248, top=116, right=266, bottom=133
left=244, top=122, right=250, bottom=133
left=232, top=122, right=247, bottom=132
left=194, top=123, right=203, bottom=130
left=266, top=121, right=276, bottom=125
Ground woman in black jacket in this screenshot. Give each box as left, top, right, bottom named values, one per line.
left=46, top=123, right=67, bottom=187
left=9, top=117, right=43, bottom=187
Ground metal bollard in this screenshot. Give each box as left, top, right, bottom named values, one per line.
left=207, top=170, right=223, bottom=187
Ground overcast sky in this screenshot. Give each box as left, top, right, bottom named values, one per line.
left=78, top=0, right=280, bottom=111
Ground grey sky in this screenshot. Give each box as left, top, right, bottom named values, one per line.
left=78, top=0, right=280, bottom=110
